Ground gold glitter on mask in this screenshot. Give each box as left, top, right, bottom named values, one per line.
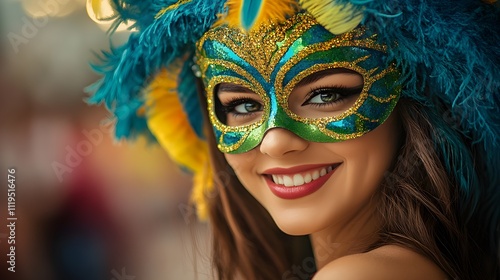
left=195, top=13, right=401, bottom=154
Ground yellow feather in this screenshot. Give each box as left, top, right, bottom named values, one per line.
left=191, top=157, right=213, bottom=220
left=145, top=64, right=213, bottom=220
left=299, top=0, right=364, bottom=34
left=218, top=0, right=299, bottom=31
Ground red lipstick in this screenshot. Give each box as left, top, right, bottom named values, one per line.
left=263, top=163, right=341, bottom=199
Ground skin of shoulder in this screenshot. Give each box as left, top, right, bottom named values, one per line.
left=312, top=245, right=449, bottom=280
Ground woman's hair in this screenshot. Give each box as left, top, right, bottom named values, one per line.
left=199, top=80, right=499, bottom=279
left=374, top=98, right=498, bottom=279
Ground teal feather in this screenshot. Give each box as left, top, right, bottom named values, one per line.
left=178, top=54, right=204, bottom=138
left=241, top=0, right=263, bottom=30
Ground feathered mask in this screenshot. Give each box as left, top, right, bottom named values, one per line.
left=86, top=0, right=500, bottom=248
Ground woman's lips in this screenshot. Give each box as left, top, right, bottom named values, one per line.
left=263, top=163, right=341, bottom=199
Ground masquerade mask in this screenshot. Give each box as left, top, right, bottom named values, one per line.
left=196, top=13, right=401, bottom=154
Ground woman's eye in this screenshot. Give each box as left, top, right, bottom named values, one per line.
left=222, top=98, right=264, bottom=116
left=219, top=98, right=264, bottom=126
left=303, top=88, right=347, bottom=106
left=308, top=92, right=341, bottom=104
left=233, top=101, right=262, bottom=114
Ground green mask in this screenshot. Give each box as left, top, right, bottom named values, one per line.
left=196, top=13, right=401, bottom=154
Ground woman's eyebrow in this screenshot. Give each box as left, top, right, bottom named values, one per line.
left=295, top=68, right=359, bottom=87
left=217, top=83, right=255, bottom=94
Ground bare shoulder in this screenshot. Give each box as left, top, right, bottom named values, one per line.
left=313, top=245, right=449, bottom=280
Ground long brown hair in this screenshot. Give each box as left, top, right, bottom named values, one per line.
left=199, top=91, right=497, bottom=279
left=374, top=99, right=497, bottom=279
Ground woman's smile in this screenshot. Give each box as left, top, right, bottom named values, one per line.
left=261, top=163, right=342, bottom=199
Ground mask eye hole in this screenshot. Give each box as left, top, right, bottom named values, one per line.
left=214, top=83, right=265, bottom=127
left=288, top=68, right=363, bottom=119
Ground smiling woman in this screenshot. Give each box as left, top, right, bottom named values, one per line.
left=87, top=0, right=500, bottom=279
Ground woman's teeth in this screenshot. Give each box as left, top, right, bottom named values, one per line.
left=271, top=166, right=334, bottom=187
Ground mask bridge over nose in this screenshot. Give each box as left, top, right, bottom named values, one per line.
left=263, top=102, right=348, bottom=145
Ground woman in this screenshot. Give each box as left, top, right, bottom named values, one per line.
left=88, top=0, right=500, bottom=279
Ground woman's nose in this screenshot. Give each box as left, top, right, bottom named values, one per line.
left=259, top=128, right=309, bottom=157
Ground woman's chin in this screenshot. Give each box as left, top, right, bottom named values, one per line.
left=270, top=213, right=320, bottom=236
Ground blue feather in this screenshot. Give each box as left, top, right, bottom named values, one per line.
left=241, top=0, right=262, bottom=30
left=178, top=55, right=205, bottom=138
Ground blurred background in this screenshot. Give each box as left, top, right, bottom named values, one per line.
left=0, top=1, right=212, bottom=279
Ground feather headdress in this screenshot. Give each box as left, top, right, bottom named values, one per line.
left=87, top=0, right=500, bottom=252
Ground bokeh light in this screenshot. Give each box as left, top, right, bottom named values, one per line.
left=86, top=0, right=136, bottom=32
left=22, top=0, right=85, bottom=19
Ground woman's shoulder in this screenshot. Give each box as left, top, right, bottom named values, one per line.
left=313, top=245, right=448, bottom=280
